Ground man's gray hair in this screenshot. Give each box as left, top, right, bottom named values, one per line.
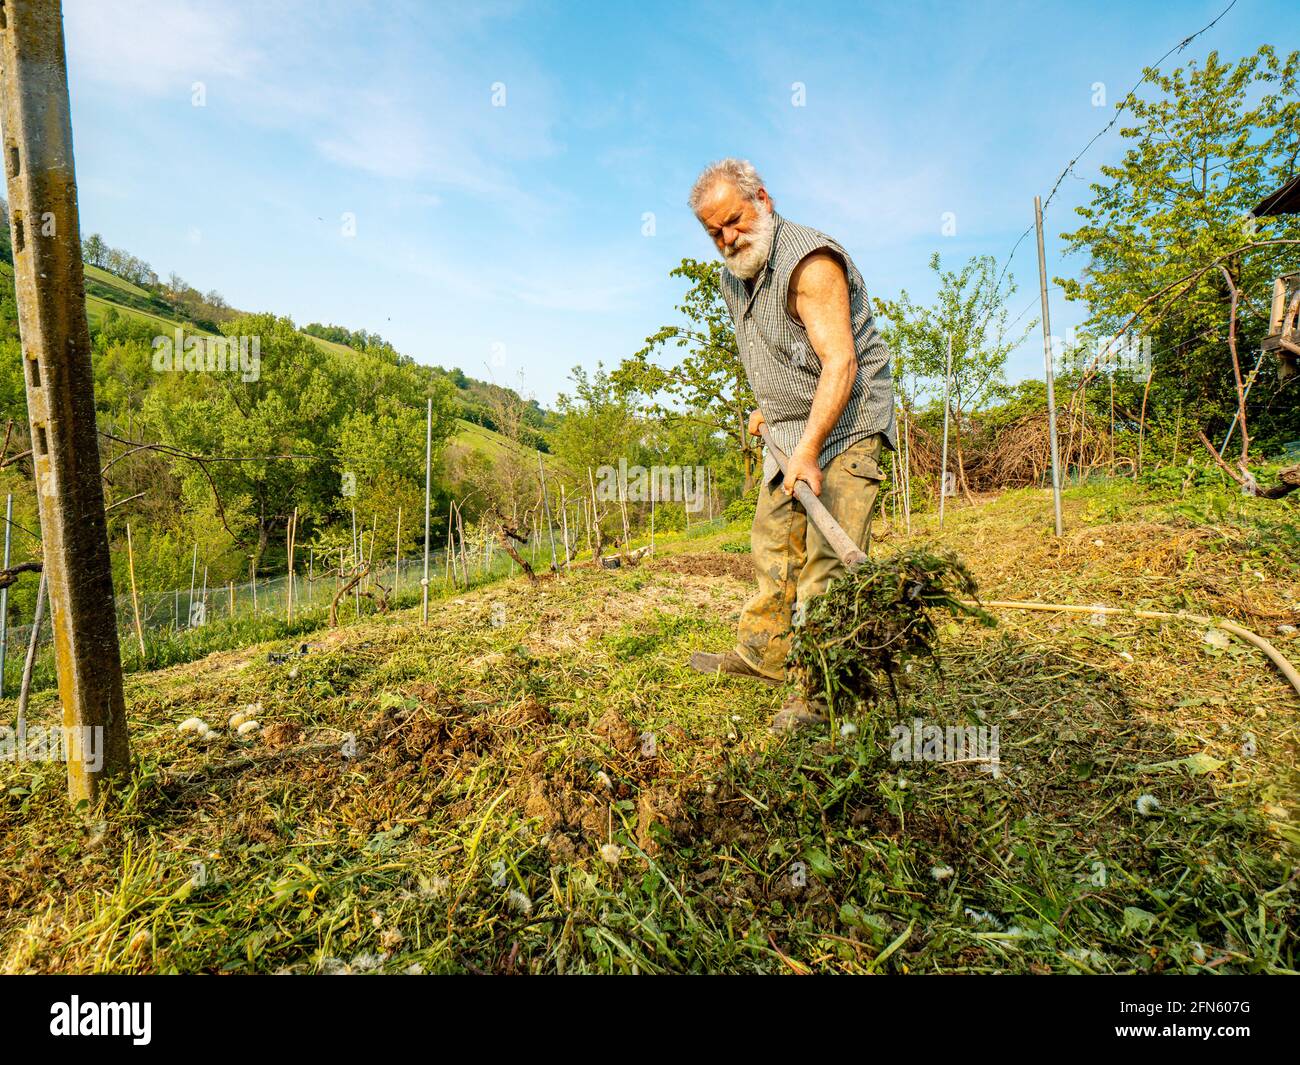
left=689, top=158, right=765, bottom=212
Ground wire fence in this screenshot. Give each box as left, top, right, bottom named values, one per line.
left=0, top=515, right=734, bottom=698
left=1, top=548, right=480, bottom=698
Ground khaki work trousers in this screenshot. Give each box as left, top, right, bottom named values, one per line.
left=734, top=434, right=886, bottom=680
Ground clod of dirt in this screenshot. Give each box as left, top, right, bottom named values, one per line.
left=593, top=708, right=637, bottom=755
left=651, top=553, right=753, bottom=581
left=260, top=722, right=303, bottom=749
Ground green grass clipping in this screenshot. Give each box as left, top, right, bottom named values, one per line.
left=788, top=547, right=996, bottom=713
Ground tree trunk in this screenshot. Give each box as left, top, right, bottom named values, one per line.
left=952, top=409, right=977, bottom=506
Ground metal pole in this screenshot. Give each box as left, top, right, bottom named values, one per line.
left=0, top=494, right=11, bottom=697
left=939, top=332, right=952, bottom=529
left=421, top=396, right=432, bottom=622
left=1035, top=195, right=1065, bottom=537
left=1, top=0, right=130, bottom=796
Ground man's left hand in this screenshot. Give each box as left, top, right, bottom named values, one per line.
left=783, top=445, right=823, bottom=497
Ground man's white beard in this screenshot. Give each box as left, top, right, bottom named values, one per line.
left=723, top=206, right=775, bottom=280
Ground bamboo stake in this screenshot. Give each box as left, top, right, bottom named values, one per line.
left=16, top=569, right=47, bottom=737
left=446, top=501, right=458, bottom=588
left=188, top=542, right=198, bottom=626
left=1034, top=194, right=1064, bottom=534
left=286, top=507, right=297, bottom=622
left=650, top=474, right=657, bottom=552
left=352, top=506, right=361, bottom=619
left=619, top=467, right=631, bottom=546
left=394, top=505, right=402, bottom=598
left=368, top=512, right=378, bottom=588
left=125, top=523, right=146, bottom=659
left=560, top=485, right=571, bottom=570
left=456, top=502, right=470, bottom=587
left=939, top=333, right=952, bottom=529
left=538, top=453, right=558, bottom=571
left=422, top=397, right=433, bottom=621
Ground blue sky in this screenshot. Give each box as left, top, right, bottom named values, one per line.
left=64, top=0, right=1287, bottom=407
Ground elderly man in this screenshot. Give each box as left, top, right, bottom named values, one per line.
left=686, top=159, right=896, bottom=718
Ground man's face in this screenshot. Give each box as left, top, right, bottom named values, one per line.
left=695, top=180, right=775, bottom=280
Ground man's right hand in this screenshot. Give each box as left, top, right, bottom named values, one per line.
left=747, top=409, right=766, bottom=437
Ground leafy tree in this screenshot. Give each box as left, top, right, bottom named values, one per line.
left=81, top=232, right=108, bottom=268
left=877, top=254, right=1030, bottom=499
left=551, top=364, right=645, bottom=484
left=613, top=259, right=759, bottom=490
left=1057, top=45, right=1300, bottom=457
left=142, top=314, right=350, bottom=564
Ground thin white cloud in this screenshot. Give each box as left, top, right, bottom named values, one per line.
left=64, top=0, right=557, bottom=217
left=65, top=0, right=258, bottom=95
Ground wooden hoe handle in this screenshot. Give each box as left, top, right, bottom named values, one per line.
left=758, top=424, right=868, bottom=569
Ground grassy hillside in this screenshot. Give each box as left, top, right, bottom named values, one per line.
left=2, top=482, right=1295, bottom=974
left=80, top=266, right=543, bottom=463
left=450, top=417, right=557, bottom=467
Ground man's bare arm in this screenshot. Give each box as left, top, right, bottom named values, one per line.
left=782, top=250, right=857, bottom=496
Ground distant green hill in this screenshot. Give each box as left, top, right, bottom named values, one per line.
left=0, top=201, right=555, bottom=464
left=78, top=263, right=552, bottom=463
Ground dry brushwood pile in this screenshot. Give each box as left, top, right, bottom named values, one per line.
left=787, top=548, right=994, bottom=712
left=968, top=410, right=1116, bottom=490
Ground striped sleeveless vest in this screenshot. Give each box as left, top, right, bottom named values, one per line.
left=719, top=213, right=897, bottom=483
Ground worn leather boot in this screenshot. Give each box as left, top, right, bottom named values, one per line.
left=688, top=650, right=781, bottom=686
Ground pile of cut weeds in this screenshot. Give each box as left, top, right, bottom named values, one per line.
left=788, top=547, right=994, bottom=713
